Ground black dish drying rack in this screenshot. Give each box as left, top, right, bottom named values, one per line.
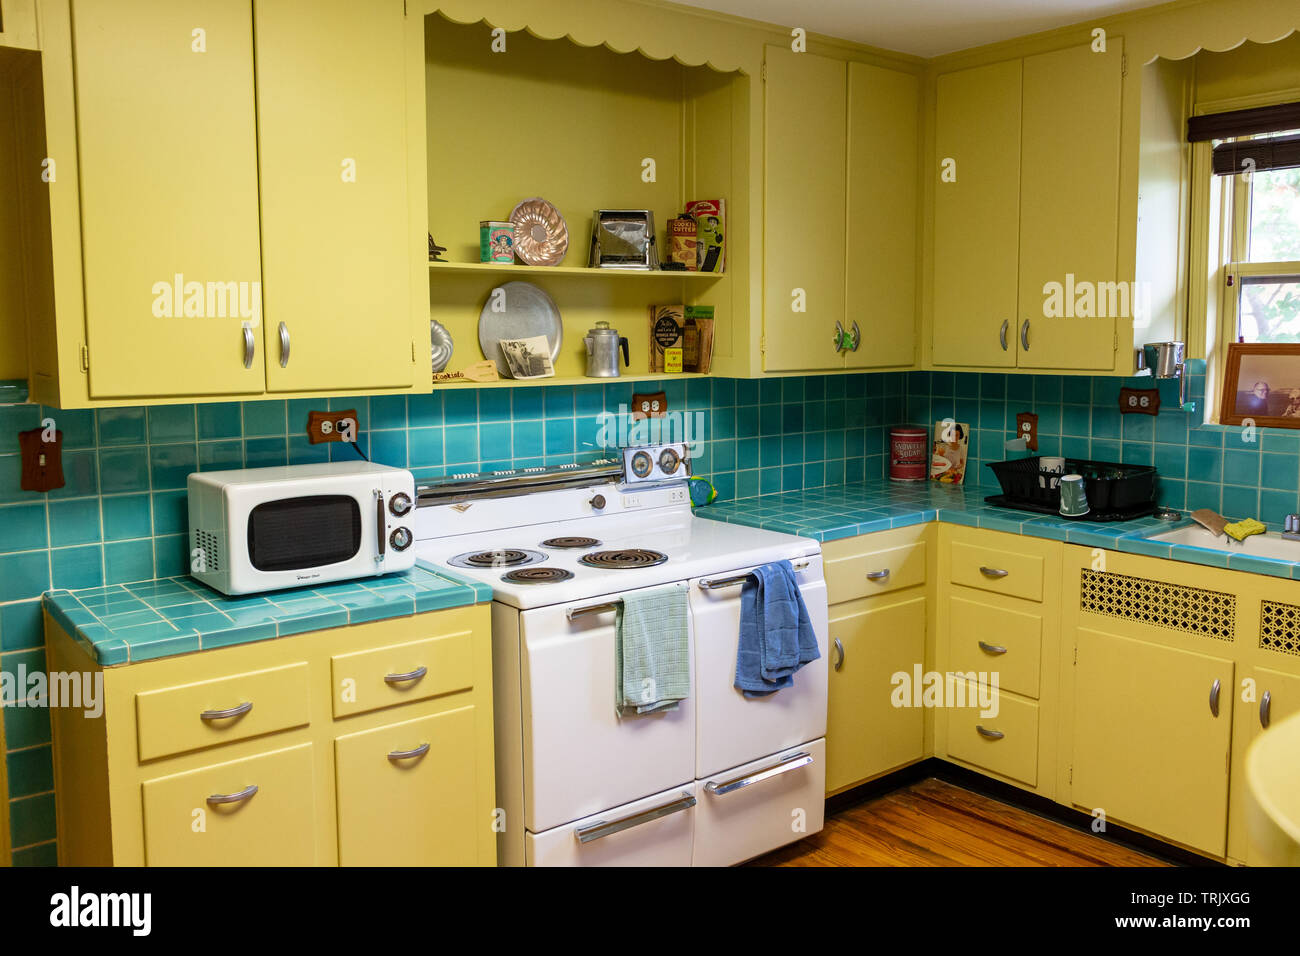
left=984, top=457, right=1157, bottom=521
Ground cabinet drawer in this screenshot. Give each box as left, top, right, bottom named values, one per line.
left=141, top=743, right=317, bottom=866
left=135, top=662, right=311, bottom=762
left=335, top=705, right=479, bottom=865
left=330, top=629, right=474, bottom=718
left=826, top=541, right=926, bottom=603
left=950, top=540, right=1043, bottom=602
left=947, top=595, right=1042, bottom=699
left=946, top=683, right=1039, bottom=786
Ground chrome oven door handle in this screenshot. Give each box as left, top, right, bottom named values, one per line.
left=704, top=751, right=813, bottom=796
left=574, top=792, right=696, bottom=844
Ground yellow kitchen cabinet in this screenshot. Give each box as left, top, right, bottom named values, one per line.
left=826, top=595, right=927, bottom=793
left=1071, top=626, right=1233, bottom=858
left=254, top=0, right=415, bottom=393
left=932, top=59, right=1020, bottom=369
left=762, top=45, right=846, bottom=373
left=1233, top=666, right=1300, bottom=864
left=72, top=0, right=266, bottom=399
left=0, top=0, right=38, bottom=48
left=932, top=42, right=1123, bottom=373
left=823, top=525, right=933, bottom=793
left=335, top=705, right=480, bottom=866
left=843, top=61, right=919, bottom=370
left=46, top=602, right=496, bottom=866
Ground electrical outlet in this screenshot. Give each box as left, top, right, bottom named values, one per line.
left=622, top=494, right=643, bottom=509
left=307, top=409, right=359, bottom=444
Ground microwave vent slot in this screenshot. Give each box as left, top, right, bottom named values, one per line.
left=194, top=529, right=221, bottom=573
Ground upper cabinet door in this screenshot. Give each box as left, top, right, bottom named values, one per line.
left=932, top=60, right=1021, bottom=369
left=1016, top=41, right=1122, bottom=370
left=844, top=61, right=918, bottom=370
left=762, top=45, right=847, bottom=373
left=74, top=0, right=265, bottom=399
left=254, top=0, right=413, bottom=392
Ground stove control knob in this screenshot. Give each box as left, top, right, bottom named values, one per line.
left=590, top=494, right=607, bottom=511
left=389, top=492, right=413, bottom=517
left=389, top=527, right=412, bottom=551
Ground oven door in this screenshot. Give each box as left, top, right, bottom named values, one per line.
left=519, top=584, right=696, bottom=833
left=690, top=556, right=828, bottom=778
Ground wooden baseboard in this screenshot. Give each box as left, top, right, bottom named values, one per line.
left=829, top=757, right=1222, bottom=868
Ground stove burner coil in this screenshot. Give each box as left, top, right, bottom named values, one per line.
left=579, top=549, right=669, bottom=569
left=502, top=567, right=575, bottom=584
left=446, top=548, right=547, bottom=569
left=540, top=536, right=602, bottom=549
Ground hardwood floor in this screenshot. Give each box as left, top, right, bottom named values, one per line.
left=753, top=777, right=1169, bottom=866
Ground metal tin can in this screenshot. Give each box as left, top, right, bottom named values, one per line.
left=889, top=426, right=929, bottom=482
left=479, top=220, right=516, bottom=263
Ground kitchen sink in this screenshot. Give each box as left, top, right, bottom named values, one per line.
left=1144, top=523, right=1300, bottom=561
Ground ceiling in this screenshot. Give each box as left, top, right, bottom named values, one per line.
left=671, top=0, right=1174, bottom=57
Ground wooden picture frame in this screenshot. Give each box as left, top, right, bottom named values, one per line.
left=1219, top=343, right=1300, bottom=428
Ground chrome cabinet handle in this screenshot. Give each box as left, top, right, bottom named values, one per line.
left=979, top=566, right=1009, bottom=578
left=999, top=319, right=1009, bottom=351
left=200, top=701, right=253, bottom=721
left=866, top=569, right=890, bottom=580
left=1020, top=319, right=1030, bottom=351
left=242, top=326, right=255, bottom=368
left=1210, top=678, right=1222, bottom=717
left=278, top=321, right=290, bottom=368
left=848, top=320, right=861, bottom=352
left=833, top=638, right=845, bottom=671
left=1261, top=689, right=1272, bottom=728
left=833, top=320, right=845, bottom=353
left=978, top=641, right=1007, bottom=655
left=975, top=725, right=1004, bottom=740
left=384, top=665, right=428, bottom=684
left=705, top=751, right=813, bottom=796
left=574, top=791, right=696, bottom=844
left=207, top=784, right=258, bottom=806
left=387, top=742, right=431, bottom=762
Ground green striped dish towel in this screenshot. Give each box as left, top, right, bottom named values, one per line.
left=615, top=584, right=690, bottom=717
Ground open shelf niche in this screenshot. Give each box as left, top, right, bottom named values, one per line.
left=422, top=11, right=749, bottom=385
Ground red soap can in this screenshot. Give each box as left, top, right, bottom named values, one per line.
left=889, top=426, right=929, bottom=482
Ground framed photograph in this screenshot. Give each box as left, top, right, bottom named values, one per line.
left=1220, top=343, right=1300, bottom=428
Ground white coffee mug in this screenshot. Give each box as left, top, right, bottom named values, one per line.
left=1039, top=456, right=1066, bottom=489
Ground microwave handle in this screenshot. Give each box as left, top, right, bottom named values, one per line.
left=375, top=490, right=386, bottom=560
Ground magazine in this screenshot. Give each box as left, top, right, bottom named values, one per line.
left=930, top=420, right=970, bottom=484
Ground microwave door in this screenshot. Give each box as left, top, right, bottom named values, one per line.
left=235, top=487, right=378, bottom=591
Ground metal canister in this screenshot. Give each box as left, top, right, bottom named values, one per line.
left=889, top=426, right=929, bottom=482
left=479, top=220, right=516, bottom=263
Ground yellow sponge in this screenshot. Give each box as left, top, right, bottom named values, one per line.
left=1224, top=518, right=1266, bottom=541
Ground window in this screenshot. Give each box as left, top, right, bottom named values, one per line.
left=1225, top=146, right=1300, bottom=343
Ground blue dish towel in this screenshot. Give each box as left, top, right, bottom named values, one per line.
left=734, top=561, right=820, bottom=698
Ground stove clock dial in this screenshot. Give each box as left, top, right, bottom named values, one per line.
left=658, top=448, right=680, bottom=475
left=630, top=450, right=653, bottom=479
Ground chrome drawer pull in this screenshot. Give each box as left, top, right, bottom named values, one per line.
left=975, top=725, right=1004, bottom=740
left=833, top=638, right=845, bottom=671
left=207, top=784, right=258, bottom=806
left=387, top=742, right=431, bottom=762
left=384, top=665, right=428, bottom=684
left=979, top=566, right=1009, bottom=578
left=1261, top=690, right=1272, bottom=729
left=1210, top=678, right=1221, bottom=717
left=866, top=569, right=890, bottom=580
left=978, top=641, right=1007, bottom=655
left=200, top=701, right=253, bottom=721
left=704, top=751, right=813, bottom=796
left=574, top=792, right=696, bottom=844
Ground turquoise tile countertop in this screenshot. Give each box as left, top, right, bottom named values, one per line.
left=42, top=562, right=492, bottom=667
left=696, top=480, right=1300, bottom=581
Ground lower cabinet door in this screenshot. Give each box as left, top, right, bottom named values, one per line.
left=1072, top=627, right=1234, bottom=857
left=826, top=596, right=925, bottom=792
left=141, top=743, right=317, bottom=866
left=693, top=738, right=826, bottom=867
left=335, top=705, right=479, bottom=866
left=526, top=783, right=697, bottom=867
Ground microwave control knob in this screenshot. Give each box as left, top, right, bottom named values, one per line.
left=389, top=492, right=413, bottom=517
left=389, top=527, right=412, bottom=552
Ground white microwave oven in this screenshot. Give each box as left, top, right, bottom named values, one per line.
left=187, top=462, right=417, bottom=595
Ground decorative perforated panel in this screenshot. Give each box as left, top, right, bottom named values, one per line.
left=1260, top=601, right=1300, bottom=657
left=1080, top=569, right=1235, bottom=641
